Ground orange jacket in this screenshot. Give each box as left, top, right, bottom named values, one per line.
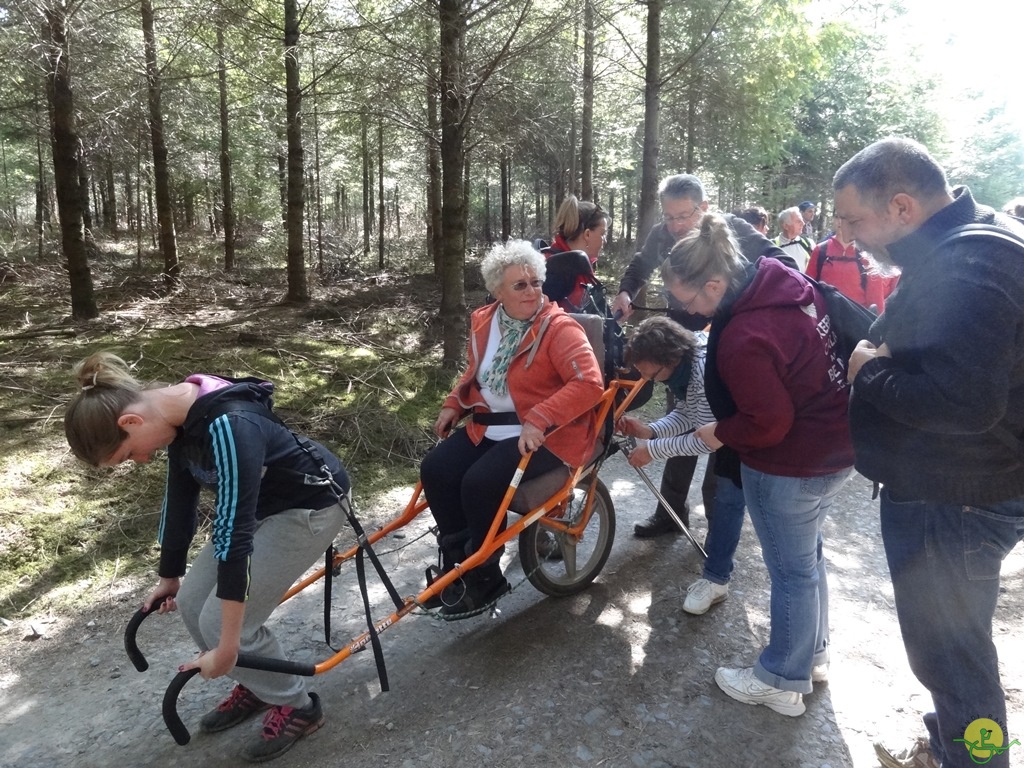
left=443, top=299, right=604, bottom=467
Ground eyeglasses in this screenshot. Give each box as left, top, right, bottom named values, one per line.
left=678, top=286, right=705, bottom=313
left=663, top=207, right=701, bottom=225
left=509, top=278, right=543, bottom=292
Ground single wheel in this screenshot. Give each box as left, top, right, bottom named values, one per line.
left=518, top=477, right=615, bottom=597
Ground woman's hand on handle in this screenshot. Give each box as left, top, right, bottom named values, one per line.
left=433, top=407, right=461, bottom=438
left=180, top=645, right=238, bottom=681
left=616, top=415, right=654, bottom=439
left=144, top=577, right=181, bottom=614
left=625, top=439, right=653, bottom=467
left=518, top=422, right=547, bottom=456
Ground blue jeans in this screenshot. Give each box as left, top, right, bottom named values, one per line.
left=741, top=464, right=852, bottom=694
left=702, top=476, right=745, bottom=585
left=881, top=489, right=1024, bottom=768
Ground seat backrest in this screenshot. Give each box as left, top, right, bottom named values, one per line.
left=569, top=312, right=605, bottom=371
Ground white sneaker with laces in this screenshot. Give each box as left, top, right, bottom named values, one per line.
left=811, top=664, right=829, bottom=683
left=714, top=666, right=806, bottom=716
left=682, top=578, right=729, bottom=615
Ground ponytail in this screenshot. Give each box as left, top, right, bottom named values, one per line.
left=662, top=213, right=744, bottom=288
left=64, top=352, right=145, bottom=466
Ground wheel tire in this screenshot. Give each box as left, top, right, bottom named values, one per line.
left=518, top=477, right=615, bottom=597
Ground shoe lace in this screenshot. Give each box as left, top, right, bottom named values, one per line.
left=218, top=685, right=253, bottom=712
left=261, top=705, right=295, bottom=739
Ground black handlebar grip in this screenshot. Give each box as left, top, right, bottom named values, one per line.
left=124, top=600, right=166, bottom=672
left=162, top=668, right=201, bottom=745
left=235, top=653, right=316, bottom=676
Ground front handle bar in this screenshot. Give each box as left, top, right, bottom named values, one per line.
left=125, top=601, right=315, bottom=745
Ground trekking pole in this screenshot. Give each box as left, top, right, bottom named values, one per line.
left=619, top=436, right=707, bottom=559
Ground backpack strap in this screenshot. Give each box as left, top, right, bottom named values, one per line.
left=935, top=223, right=1024, bottom=254
left=933, top=223, right=1024, bottom=461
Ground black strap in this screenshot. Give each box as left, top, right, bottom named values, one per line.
left=201, top=398, right=402, bottom=691
left=472, top=411, right=521, bottom=426
left=933, top=224, right=1024, bottom=461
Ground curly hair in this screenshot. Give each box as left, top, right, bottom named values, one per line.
left=625, top=316, right=698, bottom=369
left=480, top=239, right=547, bottom=294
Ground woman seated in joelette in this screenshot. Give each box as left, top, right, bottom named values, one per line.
left=420, top=240, right=604, bottom=618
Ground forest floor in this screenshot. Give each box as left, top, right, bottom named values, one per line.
left=3, top=441, right=1023, bottom=768
left=1, top=244, right=1022, bottom=768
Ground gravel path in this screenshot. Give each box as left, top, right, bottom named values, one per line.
left=3, top=454, right=1023, bottom=768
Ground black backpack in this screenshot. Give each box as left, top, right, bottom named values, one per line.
left=802, top=274, right=878, bottom=369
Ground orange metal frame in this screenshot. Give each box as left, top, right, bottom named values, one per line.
left=277, top=374, right=648, bottom=675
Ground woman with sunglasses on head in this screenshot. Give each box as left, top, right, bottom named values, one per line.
left=663, top=213, right=854, bottom=718
left=541, top=195, right=610, bottom=312
left=419, top=240, right=604, bottom=618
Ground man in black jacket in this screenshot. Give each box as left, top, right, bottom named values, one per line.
left=610, top=174, right=791, bottom=538
left=839, top=137, right=1024, bottom=768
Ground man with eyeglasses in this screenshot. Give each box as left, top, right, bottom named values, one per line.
left=610, top=173, right=794, bottom=539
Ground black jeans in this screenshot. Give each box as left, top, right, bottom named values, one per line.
left=420, top=428, right=564, bottom=553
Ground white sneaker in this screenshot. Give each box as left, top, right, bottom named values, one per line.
left=682, top=578, right=729, bottom=615
left=714, top=666, right=806, bottom=717
left=811, top=664, right=829, bottom=683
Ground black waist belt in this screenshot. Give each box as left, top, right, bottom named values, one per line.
left=473, top=411, right=521, bottom=426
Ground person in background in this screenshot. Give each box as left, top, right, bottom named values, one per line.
left=617, top=316, right=748, bottom=616
left=609, top=174, right=793, bottom=540
left=774, top=207, right=814, bottom=271
left=806, top=217, right=899, bottom=312
left=665, top=213, right=854, bottom=718
left=838, top=137, right=1024, bottom=768
left=63, top=353, right=350, bottom=763
left=798, top=201, right=817, bottom=238
left=541, top=195, right=610, bottom=312
left=420, top=240, right=604, bottom=618
left=735, top=206, right=770, bottom=235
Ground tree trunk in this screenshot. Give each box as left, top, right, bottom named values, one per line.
left=580, top=0, right=595, bottom=200
left=438, top=0, right=468, bottom=368
left=283, top=0, right=307, bottom=302
left=426, top=79, right=442, bottom=277
left=636, top=0, right=662, bottom=247
left=77, top=142, right=92, bottom=238
left=141, top=0, right=178, bottom=284
left=377, top=117, right=385, bottom=270
left=360, top=111, right=370, bottom=260
left=484, top=182, right=491, bottom=244
left=500, top=149, right=510, bottom=242
left=44, top=6, right=97, bottom=319
left=311, top=44, right=324, bottom=275
left=217, top=22, right=235, bottom=271
left=105, top=158, right=117, bottom=237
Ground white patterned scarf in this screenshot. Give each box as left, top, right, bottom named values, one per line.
left=482, top=304, right=533, bottom=396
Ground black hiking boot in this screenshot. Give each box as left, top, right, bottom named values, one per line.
left=633, top=506, right=686, bottom=538
left=439, top=561, right=510, bottom=620
left=420, top=530, right=469, bottom=610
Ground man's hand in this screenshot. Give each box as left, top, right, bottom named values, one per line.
left=610, top=291, right=633, bottom=320
left=847, top=340, right=890, bottom=383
